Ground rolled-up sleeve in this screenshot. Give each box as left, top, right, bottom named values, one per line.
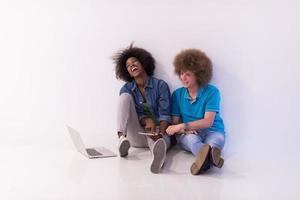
left=138, top=114, right=147, bottom=121
left=157, top=81, right=171, bottom=123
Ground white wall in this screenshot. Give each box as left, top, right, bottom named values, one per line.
left=1, top=0, right=300, bottom=157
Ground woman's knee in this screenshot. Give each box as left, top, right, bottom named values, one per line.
left=118, top=93, right=134, bottom=109
left=119, top=93, right=133, bottom=103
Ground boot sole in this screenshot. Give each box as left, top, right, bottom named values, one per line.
left=119, top=139, right=130, bottom=157
left=190, top=144, right=210, bottom=175
left=211, top=147, right=224, bottom=168
left=150, top=139, right=166, bottom=174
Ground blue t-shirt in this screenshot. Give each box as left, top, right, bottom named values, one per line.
left=171, top=84, right=225, bottom=134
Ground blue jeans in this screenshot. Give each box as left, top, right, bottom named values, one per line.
left=176, top=130, right=225, bottom=156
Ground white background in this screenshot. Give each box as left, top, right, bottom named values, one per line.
left=1, top=1, right=300, bottom=199
left=1, top=0, right=300, bottom=154
left=1, top=0, right=300, bottom=184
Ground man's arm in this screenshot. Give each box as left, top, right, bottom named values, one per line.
left=172, top=116, right=181, bottom=125
left=166, top=112, right=216, bottom=135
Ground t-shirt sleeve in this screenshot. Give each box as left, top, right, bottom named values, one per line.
left=205, top=88, right=221, bottom=112
left=171, top=91, right=180, bottom=116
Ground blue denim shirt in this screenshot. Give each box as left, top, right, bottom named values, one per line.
left=119, top=76, right=171, bottom=123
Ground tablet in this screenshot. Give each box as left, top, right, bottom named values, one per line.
left=138, top=132, right=160, bottom=136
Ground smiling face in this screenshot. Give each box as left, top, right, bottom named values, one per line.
left=126, top=57, right=145, bottom=78
left=180, top=70, right=198, bottom=89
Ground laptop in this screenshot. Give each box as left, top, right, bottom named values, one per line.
left=66, top=125, right=117, bottom=159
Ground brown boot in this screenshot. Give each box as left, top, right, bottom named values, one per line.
left=190, top=144, right=211, bottom=175
left=210, top=147, right=224, bottom=168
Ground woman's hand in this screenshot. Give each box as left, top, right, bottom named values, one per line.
left=149, top=133, right=162, bottom=141
left=166, top=124, right=185, bottom=136
left=144, top=118, right=156, bottom=133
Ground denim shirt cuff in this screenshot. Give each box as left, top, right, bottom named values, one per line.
left=138, top=115, right=147, bottom=122
left=158, top=115, right=171, bottom=123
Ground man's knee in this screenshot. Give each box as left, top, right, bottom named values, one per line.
left=178, top=134, right=200, bottom=147
left=206, top=135, right=225, bottom=149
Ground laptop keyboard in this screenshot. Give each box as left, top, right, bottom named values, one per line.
left=86, top=148, right=102, bottom=156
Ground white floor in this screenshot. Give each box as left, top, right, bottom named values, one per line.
left=1, top=144, right=299, bottom=200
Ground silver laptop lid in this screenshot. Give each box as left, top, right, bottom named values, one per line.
left=66, top=125, right=89, bottom=157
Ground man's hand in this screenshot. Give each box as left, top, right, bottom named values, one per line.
left=166, top=123, right=185, bottom=136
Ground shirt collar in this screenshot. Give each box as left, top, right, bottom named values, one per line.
left=131, top=76, right=153, bottom=91
left=183, top=87, right=204, bottom=100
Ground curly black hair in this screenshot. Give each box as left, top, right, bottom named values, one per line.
left=173, top=49, right=212, bottom=87
left=112, top=44, right=155, bottom=82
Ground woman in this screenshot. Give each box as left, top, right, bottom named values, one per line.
left=113, top=44, right=171, bottom=174
left=166, top=49, right=225, bottom=175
